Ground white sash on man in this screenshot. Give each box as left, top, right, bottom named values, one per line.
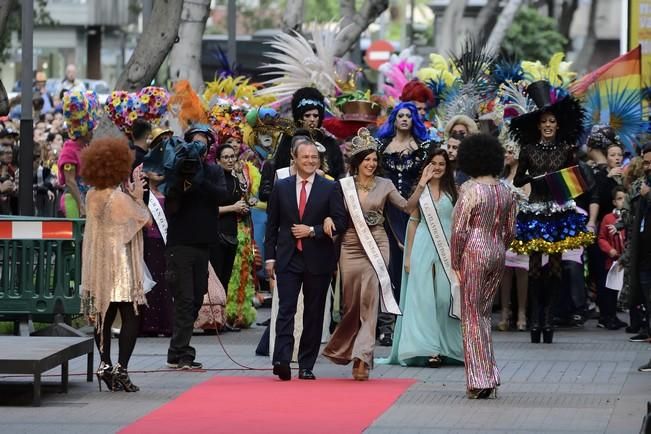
left=418, top=186, right=461, bottom=319
left=340, top=177, right=401, bottom=315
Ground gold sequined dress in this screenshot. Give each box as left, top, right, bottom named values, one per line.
left=81, top=188, right=151, bottom=332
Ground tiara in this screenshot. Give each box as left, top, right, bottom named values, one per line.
left=297, top=98, right=324, bottom=109
left=350, top=128, right=377, bottom=157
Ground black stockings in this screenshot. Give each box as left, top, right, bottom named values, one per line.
left=529, top=253, right=562, bottom=328
left=94, top=302, right=140, bottom=368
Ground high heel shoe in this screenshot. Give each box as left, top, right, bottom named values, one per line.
left=496, top=320, right=509, bottom=331
left=96, top=362, right=122, bottom=392
left=111, top=363, right=140, bottom=392
left=427, top=355, right=442, bottom=368
left=542, top=326, right=554, bottom=344
left=352, top=358, right=361, bottom=379
left=467, top=388, right=497, bottom=399
left=497, top=307, right=510, bottom=331
left=352, top=359, right=369, bottom=381
left=530, top=327, right=541, bottom=343
left=516, top=312, right=527, bottom=332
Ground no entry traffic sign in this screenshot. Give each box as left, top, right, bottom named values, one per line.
left=364, top=40, right=394, bottom=70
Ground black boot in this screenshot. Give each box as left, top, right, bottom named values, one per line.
left=542, top=274, right=560, bottom=344
left=529, top=278, right=542, bottom=343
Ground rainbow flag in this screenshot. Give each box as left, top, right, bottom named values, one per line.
left=544, top=166, right=589, bottom=204
left=570, top=46, right=641, bottom=97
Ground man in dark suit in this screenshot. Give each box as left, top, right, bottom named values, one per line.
left=265, top=136, right=347, bottom=381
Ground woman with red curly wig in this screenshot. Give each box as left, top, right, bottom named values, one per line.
left=80, top=137, right=151, bottom=393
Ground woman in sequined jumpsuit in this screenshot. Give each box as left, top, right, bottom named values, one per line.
left=374, top=102, right=435, bottom=345
left=451, top=134, right=517, bottom=399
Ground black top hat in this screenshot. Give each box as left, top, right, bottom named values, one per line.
left=509, top=81, right=585, bottom=146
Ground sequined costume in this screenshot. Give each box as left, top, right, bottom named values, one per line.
left=511, top=141, right=593, bottom=254
left=376, top=136, right=435, bottom=277
left=451, top=180, right=517, bottom=391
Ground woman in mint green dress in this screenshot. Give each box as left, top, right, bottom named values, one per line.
left=377, top=149, right=463, bottom=367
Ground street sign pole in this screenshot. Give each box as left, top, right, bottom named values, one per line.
left=19, top=0, right=34, bottom=216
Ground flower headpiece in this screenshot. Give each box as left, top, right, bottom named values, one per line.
left=63, top=90, right=101, bottom=139
left=106, top=86, right=169, bottom=134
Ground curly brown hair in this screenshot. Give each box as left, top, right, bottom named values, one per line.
left=80, top=137, right=134, bottom=189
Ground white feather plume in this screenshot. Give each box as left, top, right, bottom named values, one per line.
left=256, top=23, right=346, bottom=100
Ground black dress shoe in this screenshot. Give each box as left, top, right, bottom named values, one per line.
left=298, top=368, right=316, bottom=380
left=272, top=362, right=291, bottom=381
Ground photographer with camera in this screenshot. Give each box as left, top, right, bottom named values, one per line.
left=164, top=124, right=228, bottom=370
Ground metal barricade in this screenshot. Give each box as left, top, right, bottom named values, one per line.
left=0, top=217, right=84, bottom=331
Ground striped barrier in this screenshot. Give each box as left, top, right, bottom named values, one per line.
left=0, top=218, right=84, bottom=326
left=0, top=221, right=75, bottom=240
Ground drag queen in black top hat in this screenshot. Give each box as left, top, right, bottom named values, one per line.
left=510, top=80, right=593, bottom=344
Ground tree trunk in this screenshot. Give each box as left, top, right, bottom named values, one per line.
left=282, top=0, right=305, bottom=33
left=438, top=0, right=467, bottom=54
left=340, top=0, right=356, bottom=24
left=572, top=0, right=598, bottom=73
left=0, top=0, right=12, bottom=40
left=115, top=0, right=183, bottom=91
left=95, top=0, right=183, bottom=139
left=474, top=0, right=500, bottom=44
left=558, top=0, right=579, bottom=50
left=168, top=0, right=211, bottom=93
left=485, top=0, right=523, bottom=55
left=334, top=0, right=389, bottom=57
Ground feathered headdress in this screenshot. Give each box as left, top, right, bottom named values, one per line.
left=256, top=23, right=347, bottom=102
left=169, top=80, right=209, bottom=130
left=582, top=78, right=646, bottom=154
left=378, top=47, right=424, bottom=101
left=203, top=76, right=275, bottom=110
left=521, top=52, right=577, bottom=88
left=437, top=38, right=496, bottom=126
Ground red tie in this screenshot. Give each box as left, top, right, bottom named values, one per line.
left=297, top=180, right=307, bottom=251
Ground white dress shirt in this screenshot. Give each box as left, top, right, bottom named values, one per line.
left=296, top=173, right=316, bottom=206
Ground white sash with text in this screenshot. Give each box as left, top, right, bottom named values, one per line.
left=418, top=187, right=461, bottom=319
left=340, top=177, right=401, bottom=315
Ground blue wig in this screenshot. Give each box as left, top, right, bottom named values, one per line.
left=375, top=102, right=429, bottom=142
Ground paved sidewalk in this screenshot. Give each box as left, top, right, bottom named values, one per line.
left=0, top=309, right=649, bottom=433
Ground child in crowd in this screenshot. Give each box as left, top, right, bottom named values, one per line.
left=597, top=185, right=627, bottom=329
left=598, top=186, right=627, bottom=270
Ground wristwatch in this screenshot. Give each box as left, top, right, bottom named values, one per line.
left=309, top=226, right=315, bottom=237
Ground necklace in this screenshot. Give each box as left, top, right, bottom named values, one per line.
left=355, top=176, right=376, bottom=192
left=536, top=139, right=559, bottom=152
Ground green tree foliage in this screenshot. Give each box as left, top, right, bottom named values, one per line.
left=501, top=6, right=567, bottom=62
left=0, top=0, right=54, bottom=64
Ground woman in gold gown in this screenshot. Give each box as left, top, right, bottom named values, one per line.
left=81, top=137, right=151, bottom=392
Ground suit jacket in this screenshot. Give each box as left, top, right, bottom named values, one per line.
left=264, top=174, right=347, bottom=274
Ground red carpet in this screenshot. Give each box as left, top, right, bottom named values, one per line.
left=120, top=376, right=415, bottom=434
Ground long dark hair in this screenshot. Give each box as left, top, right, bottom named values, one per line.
left=349, top=149, right=382, bottom=176
left=420, top=148, right=457, bottom=203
